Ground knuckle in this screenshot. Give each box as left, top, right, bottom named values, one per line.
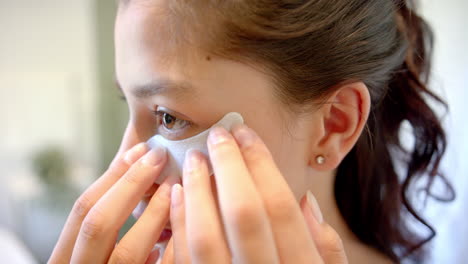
left=265, top=194, right=297, bottom=222
left=320, top=225, right=345, bottom=253
left=242, top=141, right=270, bottom=163
left=154, top=185, right=172, bottom=204
left=227, top=201, right=263, bottom=234
left=190, top=233, right=216, bottom=257
left=72, top=195, right=93, bottom=219
left=121, top=167, right=146, bottom=186
left=107, top=155, right=128, bottom=172
left=101, top=157, right=129, bottom=181
left=146, top=195, right=170, bottom=216
left=80, top=209, right=106, bottom=241
left=110, top=245, right=137, bottom=264
left=211, top=139, right=236, bottom=155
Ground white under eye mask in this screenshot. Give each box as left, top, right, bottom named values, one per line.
left=147, top=112, right=244, bottom=184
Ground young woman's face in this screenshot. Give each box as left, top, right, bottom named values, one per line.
left=114, top=2, right=320, bottom=201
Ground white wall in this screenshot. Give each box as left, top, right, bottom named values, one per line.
left=0, top=0, right=97, bottom=165
left=0, top=0, right=98, bottom=262
left=420, top=1, right=468, bottom=263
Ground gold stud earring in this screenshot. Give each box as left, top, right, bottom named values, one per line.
left=316, top=155, right=326, bottom=165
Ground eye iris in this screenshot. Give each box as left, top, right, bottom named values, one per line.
left=162, top=113, right=176, bottom=129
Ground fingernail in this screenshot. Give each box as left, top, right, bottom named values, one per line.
left=184, top=149, right=200, bottom=174
left=171, top=183, right=183, bottom=207
left=124, top=143, right=148, bottom=165
left=209, top=126, right=230, bottom=145
left=141, top=147, right=167, bottom=166
left=306, top=190, right=324, bottom=224
left=233, top=124, right=255, bottom=148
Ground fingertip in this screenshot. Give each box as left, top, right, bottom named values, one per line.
left=232, top=124, right=256, bottom=149
left=140, top=147, right=167, bottom=167
left=231, top=123, right=245, bottom=132
left=165, top=173, right=181, bottom=187
left=208, top=126, right=233, bottom=146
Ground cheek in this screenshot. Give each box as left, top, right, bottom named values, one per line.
left=276, top=144, right=307, bottom=178
left=263, top=132, right=310, bottom=201
left=253, top=117, right=307, bottom=175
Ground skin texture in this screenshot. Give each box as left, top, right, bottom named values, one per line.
left=49, top=1, right=392, bottom=263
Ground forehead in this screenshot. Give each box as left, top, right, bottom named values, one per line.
left=115, top=2, right=188, bottom=90
left=114, top=2, right=278, bottom=112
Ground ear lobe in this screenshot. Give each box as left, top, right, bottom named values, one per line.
left=312, top=82, right=370, bottom=170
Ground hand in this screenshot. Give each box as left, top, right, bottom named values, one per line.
left=49, top=143, right=178, bottom=264
left=164, top=124, right=348, bottom=264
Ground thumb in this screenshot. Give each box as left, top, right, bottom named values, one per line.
left=300, top=191, right=348, bottom=264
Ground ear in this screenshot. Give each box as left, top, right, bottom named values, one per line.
left=309, top=82, right=370, bottom=170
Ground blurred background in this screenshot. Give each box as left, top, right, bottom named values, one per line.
left=0, top=0, right=466, bottom=263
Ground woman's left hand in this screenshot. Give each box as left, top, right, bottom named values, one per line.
left=161, top=124, right=348, bottom=264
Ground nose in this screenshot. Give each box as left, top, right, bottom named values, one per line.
left=117, top=121, right=151, bottom=157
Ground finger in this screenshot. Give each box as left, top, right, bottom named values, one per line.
left=182, top=150, right=230, bottom=263
left=207, top=127, right=279, bottom=264
left=301, top=192, right=348, bottom=264
left=71, top=147, right=167, bottom=263
left=109, top=174, right=178, bottom=264
left=132, top=182, right=164, bottom=220
left=169, top=183, right=191, bottom=264
left=49, top=143, right=149, bottom=264
left=231, top=124, right=321, bottom=262
left=160, top=238, right=175, bottom=264
left=144, top=248, right=160, bottom=264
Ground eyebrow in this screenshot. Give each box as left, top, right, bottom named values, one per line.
left=115, top=78, right=195, bottom=100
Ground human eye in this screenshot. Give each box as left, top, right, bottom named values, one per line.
left=153, top=106, right=193, bottom=139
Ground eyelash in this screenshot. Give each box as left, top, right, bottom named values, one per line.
left=117, top=91, right=192, bottom=138
left=153, top=109, right=193, bottom=136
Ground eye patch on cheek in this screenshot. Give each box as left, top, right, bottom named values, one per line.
left=147, top=112, right=244, bottom=184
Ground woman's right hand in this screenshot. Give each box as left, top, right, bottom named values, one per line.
left=48, top=143, right=176, bottom=264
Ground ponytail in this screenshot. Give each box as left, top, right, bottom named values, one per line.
left=335, top=1, right=454, bottom=262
